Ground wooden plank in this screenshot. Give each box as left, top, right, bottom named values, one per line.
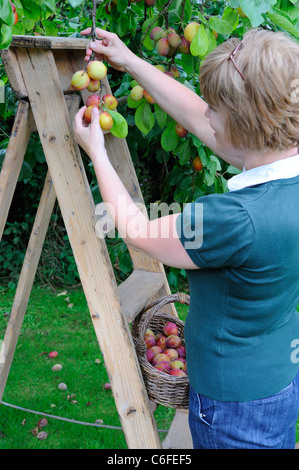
left=118, top=270, right=165, bottom=322
left=0, top=100, right=34, bottom=242
left=16, top=46, right=161, bottom=449
left=11, top=35, right=89, bottom=50
left=0, top=49, right=28, bottom=99
left=162, top=409, right=193, bottom=449
left=0, top=171, right=56, bottom=402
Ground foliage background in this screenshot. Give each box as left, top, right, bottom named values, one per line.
left=0, top=0, right=299, bottom=290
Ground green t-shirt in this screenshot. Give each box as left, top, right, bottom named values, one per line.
left=176, top=175, right=299, bottom=401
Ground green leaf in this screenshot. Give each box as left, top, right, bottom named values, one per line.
left=180, top=53, right=198, bottom=75
left=68, top=0, right=85, bottom=7
left=178, top=139, right=193, bottom=165
left=227, top=165, right=242, bottom=175
left=143, top=34, right=155, bottom=51
left=23, top=17, right=35, bottom=31
left=127, top=94, right=144, bottom=108
left=208, top=17, right=233, bottom=35
left=117, top=0, right=128, bottom=13
left=0, top=0, right=14, bottom=27
left=42, top=19, right=58, bottom=36
left=161, top=122, right=179, bottom=152
left=0, top=24, right=12, bottom=49
left=190, top=24, right=209, bottom=58
left=170, top=0, right=192, bottom=23
left=135, top=101, right=155, bottom=135
left=239, top=0, right=276, bottom=27
left=222, top=6, right=240, bottom=30
left=21, top=0, right=42, bottom=21
left=206, top=28, right=217, bottom=55
left=43, top=0, right=56, bottom=11
left=108, top=110, right=128, bottom=139
left=267, top=8, right=299, bottom=37
left=209, top=155, right=222, bottom=171
left=154, top=104, right=167, bottom=129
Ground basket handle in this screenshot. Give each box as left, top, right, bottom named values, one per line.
left=140, top=292, right=190, bottom=318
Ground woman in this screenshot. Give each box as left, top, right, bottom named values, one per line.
left=73, top=27, right=299, bottom=449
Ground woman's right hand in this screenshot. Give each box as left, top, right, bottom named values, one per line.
left=80, top=27, right=137, bottom=73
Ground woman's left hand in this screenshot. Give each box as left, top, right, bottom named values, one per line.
left=73, top=106, right=108, bottom=163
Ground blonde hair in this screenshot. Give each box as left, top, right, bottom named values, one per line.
left=200, top=28, right=299, bottom=151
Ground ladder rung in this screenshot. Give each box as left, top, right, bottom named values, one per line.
left=118, top=270, right=165, bottom=322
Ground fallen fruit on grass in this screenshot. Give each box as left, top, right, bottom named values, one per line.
left=58, top=383, right=67, bottom=390
left=37, top=431, right=48, bottom=440
left=48, top=351, right=58, bottom=358
left=103, top=94, right=118, bottom=110
left=71, top=70, right=90, bottom=91
left=37, top=418, right=48, bottom=428
left=99, top=111, right=113, bottom=131
left=87, top=60, right=107, bottom=80
left=51, top=364, right=63, bottom=372
left=163, top=322, right=179, bottom=337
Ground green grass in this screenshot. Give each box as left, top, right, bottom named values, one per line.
left=0, top=285, right=298, bottom=449
left=0, top=285, right=186, bottom=449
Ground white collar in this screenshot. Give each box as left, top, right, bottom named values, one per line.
left=228, top=154, right=299, bottom=191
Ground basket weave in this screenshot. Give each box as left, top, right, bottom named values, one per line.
left=132, top=292, right=190, bottom=409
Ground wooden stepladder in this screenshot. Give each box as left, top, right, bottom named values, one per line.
left=0, top=36, right=192, bottom=449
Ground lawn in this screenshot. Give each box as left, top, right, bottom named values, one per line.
left=0, top=285, right=186, bottom=449
left=0, top=285, right=298, bottom=449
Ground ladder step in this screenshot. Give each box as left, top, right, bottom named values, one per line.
left=162, top=409, right=192, bottom=449
left=118, top=270, right=165, bottom=322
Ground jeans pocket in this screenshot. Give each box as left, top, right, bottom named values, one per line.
left=199, top=394, right=215, bottom=426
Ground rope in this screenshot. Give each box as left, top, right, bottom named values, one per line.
left=0, top=401, right=169, bottom=433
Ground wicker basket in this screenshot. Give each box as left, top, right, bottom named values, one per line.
left=132, top=292, right=190, bottom=409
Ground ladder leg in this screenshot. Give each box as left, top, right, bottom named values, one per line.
left=0, top=100, right=34, bottom=242
left=0, top=171, right=56, bottom=401
left=16, top=46, right=161, bottom=449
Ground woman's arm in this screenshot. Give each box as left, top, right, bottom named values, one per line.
left=81, top=28, right=243, bottom=170
left=73, top=106, right=198, bottom=270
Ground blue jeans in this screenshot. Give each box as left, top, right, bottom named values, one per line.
left=189, top=373, right=299, bottom=449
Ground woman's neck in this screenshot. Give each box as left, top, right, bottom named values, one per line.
left=243, top=147, right=299, bottom=171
